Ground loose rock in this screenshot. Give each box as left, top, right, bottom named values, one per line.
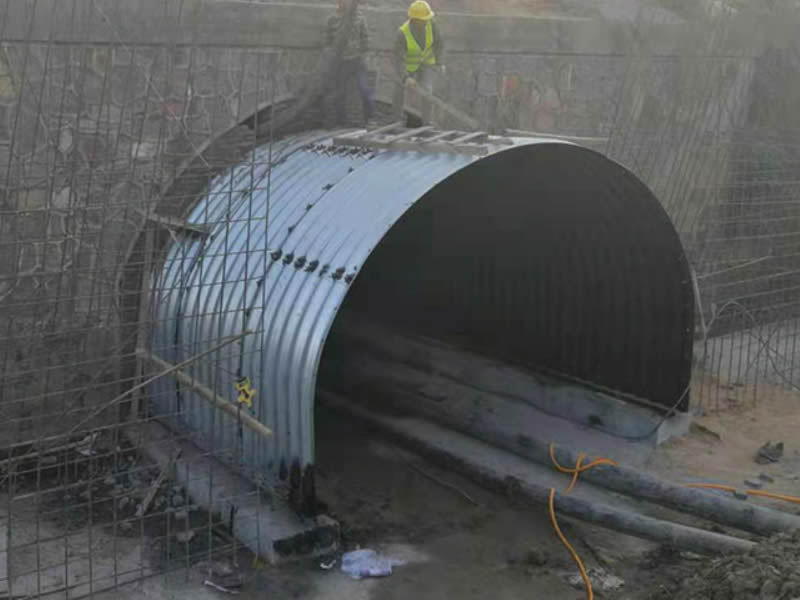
left=118, top=521, right=134, bottom=534
left=756, top=441, right=784, bottom=465
left=176, top=530, right=195, bottom=543
left=680, top=532, right=800, bottom=600
left=524, top=548, right=549, bottom=567
left=566, top=567, right=624, bottom=592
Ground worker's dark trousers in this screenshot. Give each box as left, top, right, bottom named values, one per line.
left=327, top=58, right=375, bottom=126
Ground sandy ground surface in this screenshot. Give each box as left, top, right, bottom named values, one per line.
left=7, top=374, right=800, bottom=600
left=652, top=374, right=800, bottom=500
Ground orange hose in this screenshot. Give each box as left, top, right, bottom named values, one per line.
left=684, top=483, right=737, bottom=493
left=566, top=454, right=584, bottom=494
left=549, top=488, right=594, bottom=600
left=547, top=443, right=616, bottom=600
left=745, top=489, right=800, bottom=504
left=546, top=442, right=800, bottom=600
left=685, top=482, right=800, bottom=504
left=549, top=443, right=618, bottom=476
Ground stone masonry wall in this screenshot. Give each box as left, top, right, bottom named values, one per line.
left=0, top=0, right=759, bottom=443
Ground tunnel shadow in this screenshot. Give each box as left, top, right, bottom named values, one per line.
left=317, top=143, right=694, bottom=418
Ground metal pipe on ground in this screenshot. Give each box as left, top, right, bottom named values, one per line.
left=374, top=374, right=800, bottom=537
left=319, top=390, right=756, bottom=555
left=321, top=320, right=800, bottom=537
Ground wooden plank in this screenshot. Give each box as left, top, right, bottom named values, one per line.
left=379, top=126, right=434, bottom=144
left=138, top=350, right=273, bottom=439
left=422, top=130, right=461, bottom=143
left=449, top=131, right=488, bottom=144
left=401, top=78, right=480, bottom=130
left=146, top=212, right=211, bottom=236
left=331, top=136, right=488, bottom=156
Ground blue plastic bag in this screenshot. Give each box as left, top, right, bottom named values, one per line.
left=340, top=549, right=405, bottom=580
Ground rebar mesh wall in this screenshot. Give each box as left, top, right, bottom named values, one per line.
left=0, top=0, right=798, bottom=597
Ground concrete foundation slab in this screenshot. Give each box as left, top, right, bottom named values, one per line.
left=126, top=422, right=338, bottom=565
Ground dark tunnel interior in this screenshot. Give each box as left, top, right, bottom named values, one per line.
left=317, top=144, right=694, bottom=416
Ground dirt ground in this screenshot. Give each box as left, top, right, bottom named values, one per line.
left=10, top=375, right=800, bottom=600
left=88, top=405, right=660, bottom=600
left=221, top=380, right=800, bottom=599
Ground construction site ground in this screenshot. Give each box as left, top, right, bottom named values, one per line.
left=8, top=376, right=800, bottom=600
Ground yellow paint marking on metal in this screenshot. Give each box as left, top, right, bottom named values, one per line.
left=235, top=377, right=255, bottom=408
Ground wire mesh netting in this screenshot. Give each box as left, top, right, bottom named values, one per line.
left=1, top=0, right=800, bottom=597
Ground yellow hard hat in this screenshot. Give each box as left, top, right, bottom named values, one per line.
left=408, top=0, right=434, bottom=20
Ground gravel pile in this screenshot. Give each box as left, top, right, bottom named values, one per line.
left=681, top=532, right=800, bottom=600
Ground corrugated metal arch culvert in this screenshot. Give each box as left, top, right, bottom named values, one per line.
left=148, top=131, right=694, bottom=512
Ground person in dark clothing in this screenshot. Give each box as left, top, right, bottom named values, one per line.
left=325, top=0, right=375, bottom=126
left=393, top=0, right=445, bottom=121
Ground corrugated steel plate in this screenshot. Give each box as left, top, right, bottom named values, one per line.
left=149, top=130, right=693, bottom=500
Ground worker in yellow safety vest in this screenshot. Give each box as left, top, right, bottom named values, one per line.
left=393, top=0, right=445, bottom=120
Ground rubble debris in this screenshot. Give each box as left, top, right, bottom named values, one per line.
left=176, top=530, right=195, bottom=543
left=341, top=549, right=406, bottom=579
left=523, top=548, right=549, bottom=567
left=208, top=560, right=236, bottom=578
left=76, top=433, right=99, bottom=457
left=680, top=552, right=704, bottom=561
left=199, top=561, right=244, bottom=593
left=319, top=554, right=338, bottom=570
left=756, top=442, right=784, bottom=465
left=136, top=449, right=181, bottom=518
left=118, top=521, right=134, bottom=534
left=566, top=567, right=624, bottom=592
left=679, top=531, right=800, bottom=600
left=759, top=473, right=775, bottom=483
left=743, top=480, right=762, bottom=490
left=203, top=579, right=240, bottom=595
left=690, top=422, right=722, bottom=440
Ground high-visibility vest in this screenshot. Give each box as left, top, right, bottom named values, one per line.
left=400, top=20, right=436, bottom=73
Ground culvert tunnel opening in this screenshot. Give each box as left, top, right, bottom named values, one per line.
left=146, top=132, right=694, bottom=525
left=315, top=143, right=694, bottom=473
